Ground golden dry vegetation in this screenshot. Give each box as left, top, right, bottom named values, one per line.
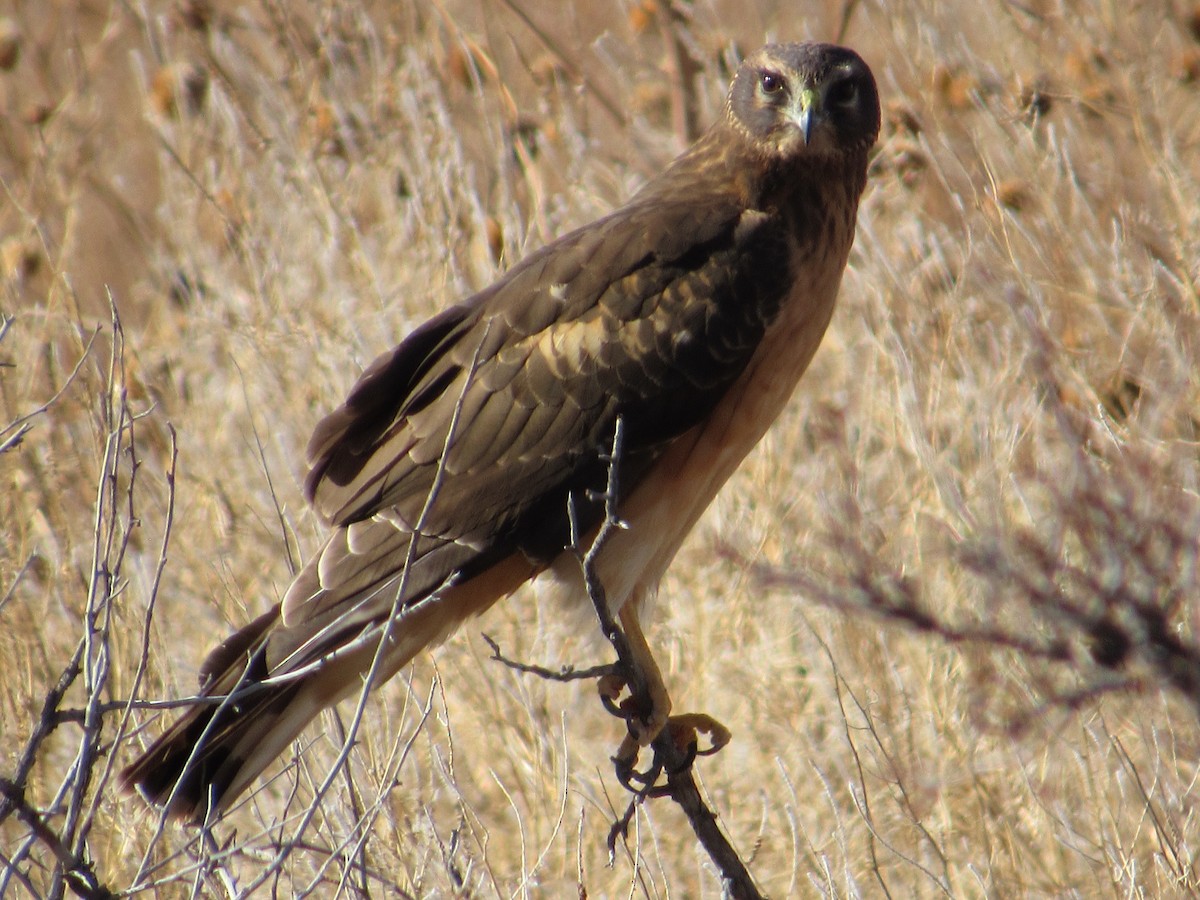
left=2, top=0, right=1200, bottom=896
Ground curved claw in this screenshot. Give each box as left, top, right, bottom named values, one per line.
left=596, top=670, right=670, bottom=745
left=610, top=712, right=734, bottom=795
left=616, top=758, right=664, bottom=793
left=666, top=735, right=699, bottom=774
left=613, top=732, right=661, bottom=792
left=613, top=753, right=638, bottom=793
left=667, top=712, right=732, bottom=758
left=597, top=673, right=628, bottom=719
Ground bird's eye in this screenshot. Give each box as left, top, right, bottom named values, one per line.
left=828, top=78, right=860, bottom=108
left=759, top=71, right=784, bottom=95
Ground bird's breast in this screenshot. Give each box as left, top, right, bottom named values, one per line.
left=573, top=222, right=852, bottom=612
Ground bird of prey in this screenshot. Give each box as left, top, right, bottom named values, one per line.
left=122, top=41, right=881, bottom=820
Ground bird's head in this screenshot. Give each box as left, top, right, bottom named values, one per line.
left=727, top=42, right=880, bottom=163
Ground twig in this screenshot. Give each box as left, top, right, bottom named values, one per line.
left=565, top=417, right=766, bottom=898
left=482, top=417, right=763, bottom=894
left=835, top=0, right=863, bottom=44
left=63, top=298, right=137, bottom=892
left=0, top=780, right=114, bottom=900
left=482, top=633, right=617, bottom=683
left=0, top=322, right=100, bottom=448
left=486, top=0, right=626, bottom=126
left=0, top=645, right=86, bottom=827
left=0, top=303, right=134, bottom=900
left=659, top=1, right=704, bottom=144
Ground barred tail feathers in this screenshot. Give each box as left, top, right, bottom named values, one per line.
left=121, top=551, right=537, bottom=820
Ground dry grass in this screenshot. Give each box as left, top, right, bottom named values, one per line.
left=2, top=0, right=1199, bottom=896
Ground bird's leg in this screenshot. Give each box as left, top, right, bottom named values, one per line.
left=599, top=602, right=732, bottom=789
left=605, top=603, right=672, bottom=745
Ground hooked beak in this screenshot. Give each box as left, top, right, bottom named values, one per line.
left=792, top=87, right=819, bottom=145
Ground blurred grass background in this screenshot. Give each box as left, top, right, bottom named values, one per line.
left=2, top=0, right=1199, bottom=896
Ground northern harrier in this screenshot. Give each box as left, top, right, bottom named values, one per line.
left=123, top=41, right=881, bottom=819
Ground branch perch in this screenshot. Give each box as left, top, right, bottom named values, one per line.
left=492, top=416, right=765, bottom=899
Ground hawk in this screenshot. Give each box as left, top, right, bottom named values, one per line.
left=122, top=41, right=881, bottom=819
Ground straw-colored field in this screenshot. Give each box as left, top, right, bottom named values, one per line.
left=3, top=1, right=1199, bottom=896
